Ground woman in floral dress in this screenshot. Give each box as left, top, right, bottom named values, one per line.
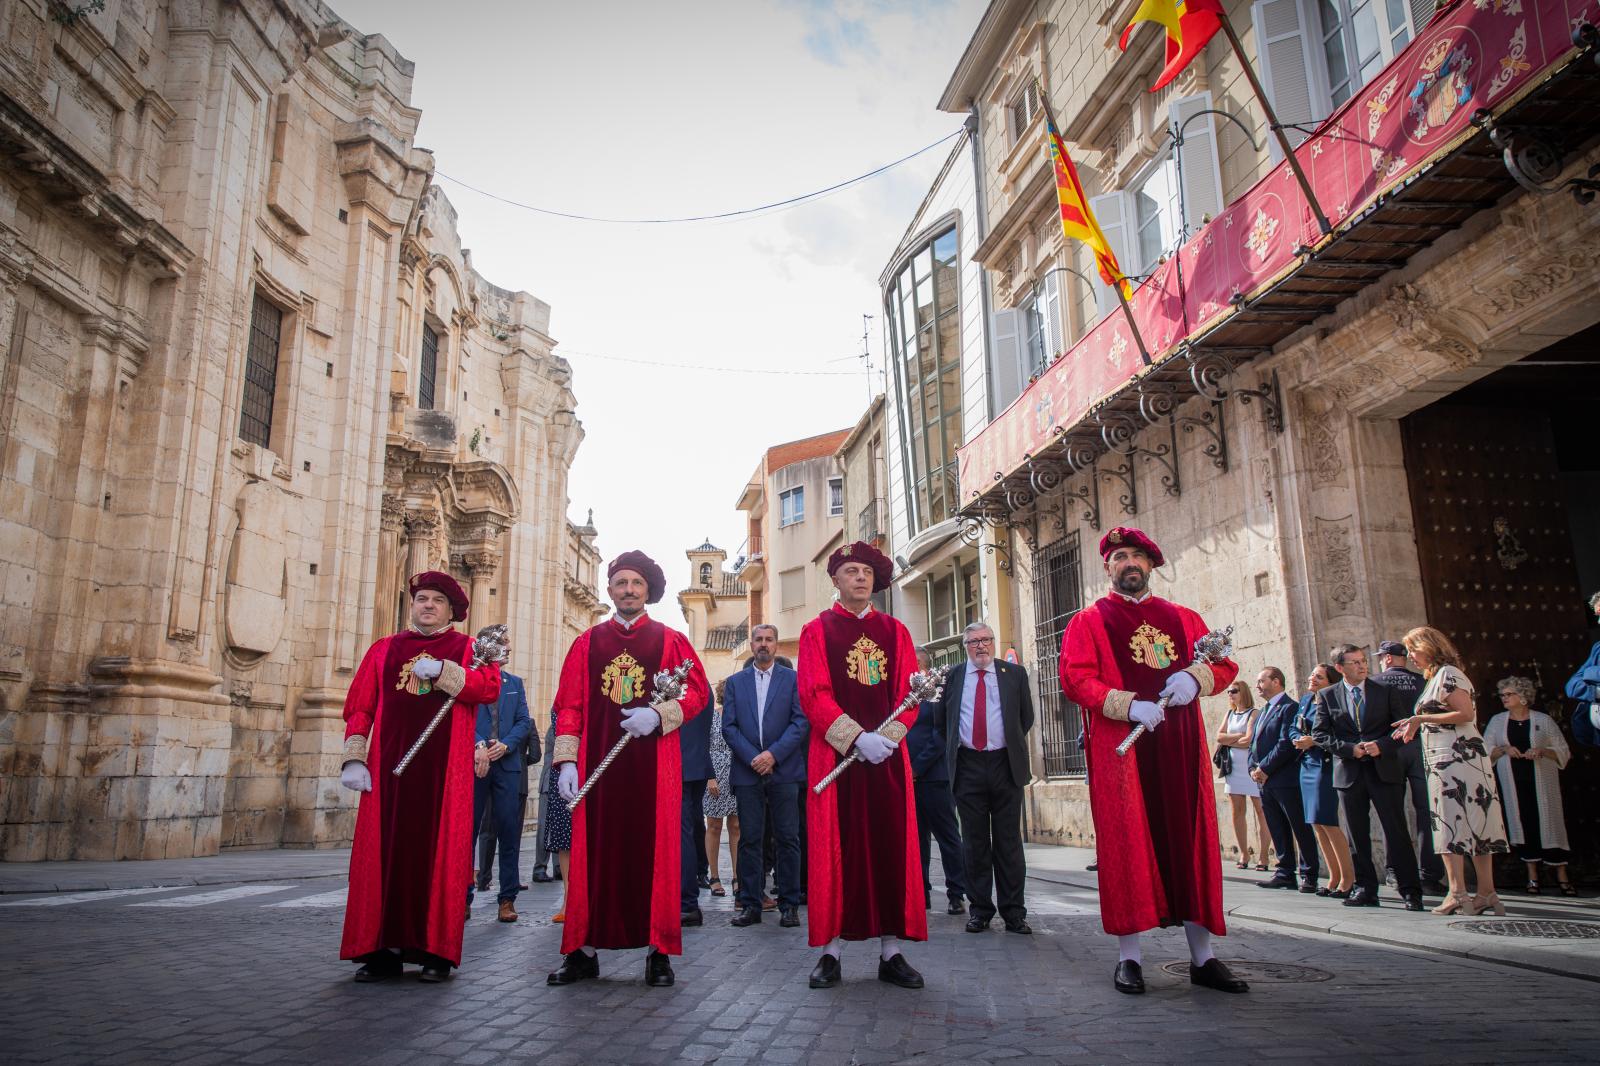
left=703, top=699, right=740, bottom=898
left=1394, top=626, right=1509, bottom=916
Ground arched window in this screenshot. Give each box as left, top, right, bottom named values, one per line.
left=699, top=562, right=713, bottom=587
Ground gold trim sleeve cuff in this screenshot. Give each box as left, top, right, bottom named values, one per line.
left=824, top=715, right=865, bottom=756
left=1102, top=690, right=1134, bottom=722
left=654, top=699, right=684, bottom=735
left=553, top=734, right=580, bottom=765
left=436, top=659, right=466, bottom=698
left=342, top=734, right=368, bottom=766
left=1184, top=662, right=1217, bottom=697
left=879, top=720, right=909, bottom=745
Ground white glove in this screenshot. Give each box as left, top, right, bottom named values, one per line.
left=557, top=762, right=579, bottom=803
left=1159, top=670, right=1199, bottom=705
left=411, top=657, right=443, bottom=681
left=340, top=761, right=371, bottom=793
left=620, top=706, right=661, bottom=738
left=1129, top=700, right=1165, bottom=731
left=854, top=731, right=898, bottom=765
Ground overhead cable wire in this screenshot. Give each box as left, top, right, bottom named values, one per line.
left=433, top=129, right=965, bottom=225
left=560, top=348, right=859, bottom=377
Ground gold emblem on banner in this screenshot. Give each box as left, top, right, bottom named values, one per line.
left=601, top=652, right=648, bottom=706
left=397, top=653, right=439, bottom=696
left=845, top=635, right=888, bottom=686
left=1128, top=622, right=1177, bottom=670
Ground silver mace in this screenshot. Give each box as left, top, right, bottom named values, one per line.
left=393, top=624, right=511, bottom=776
left=812, top=665, right=949, bottom=794
left=1115, top=625, right=1235, bottom=757
left=567, top=658, right=694, bottom=811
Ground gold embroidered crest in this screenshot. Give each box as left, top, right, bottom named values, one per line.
left=397, top=653, right=439, bottom=696
left=600, top=652, right=648, bottom=706
left=1128, top=622, right=1177, bottom=670
left=845, top=635, right=888, bottom=686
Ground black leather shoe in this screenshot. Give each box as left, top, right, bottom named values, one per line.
left=877, top=954, right=924, bottom=989
left=947, top=898, right=966, bottom=915
left=1315, top=887, right=1332, bottom=897
left=417, top=963, right=451, bottom=983
left=697, top=874, right=712, bottom=890
left=730, top=905, right=762, bottom=927
left=1113, top=960, right=1144, bottom=994
left=964, top=916, right=991, bottom=933
left=547, top=950, right=599, bottom=986
left=353, top=958, right=401, bottom=983
left=779, top=905, right=800, bottom=928
left=1328, top=889, right=1349, bottom=899
left=1190, top=958, right=1249, bottom=993
left=1298, top=883, right=1319, bottom=893
left=645, top=951, right=674, bottom=987
left=808, top=953, right=841, bottom=989
left=1004, top=918, right=1032, bottom=935
left=1402, top=890, right=1424, bottom=912
left=1342, top=887, right=1379, bottom=907
left=1422, top=879, right=1449, bottom=896
left=1086, top=859, right=1099, bottom=872
left=530, top=868, right=553, bottom=883
left=681, top=909, right=703, bottom=927
left=1256, top=875, right=1296, bottom=890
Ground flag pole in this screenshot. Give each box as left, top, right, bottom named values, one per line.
left=1034, top=82, right=1153, bottom=366
left=1216, top=12, right=1332, bottom=236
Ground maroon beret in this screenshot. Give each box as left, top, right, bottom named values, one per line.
left=607, top=550, right=666, bottom=604
left=1099, top=526, right=1164, bottom=568
left=827, top=540, right=894, bottom=593
left=409, top=570, right=469, bottom=621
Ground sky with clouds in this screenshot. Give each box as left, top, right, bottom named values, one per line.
left=332, top=0, right=988, bottom=629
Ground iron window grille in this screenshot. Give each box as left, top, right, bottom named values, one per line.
left=239, top=293, right=283, bottom=449
left=1033, top=530, right=1087, bottom=777
left=419, top=323, right=438, bottom=410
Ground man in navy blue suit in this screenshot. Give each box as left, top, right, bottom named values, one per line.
left=1247, top=666, right=1319, bottom=893
left=908, top=651, right=966, bottom=915
left=679, top=673, right=715, bottom=927
left=723, top=624, right=809, bottom=928
left=470, top=668, right=533, bottom=922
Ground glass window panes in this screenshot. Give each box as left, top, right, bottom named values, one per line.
left=1322, top=0, right=1413, bottom=105
left=828, top=477, right=844, bottom=516
left=779, top=486, right=804, bottom=527
left=240, top=293, right=282, bottom=448
left=1132, top=154, right=1180, bottom=275
left=419, top=323, right=438, bottom=410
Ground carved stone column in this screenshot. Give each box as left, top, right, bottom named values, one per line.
left=374, top=495, right=406, bottom=635
left=463, top=550, right=500, bottom=633
left=404, top=507, right=441, bottom=577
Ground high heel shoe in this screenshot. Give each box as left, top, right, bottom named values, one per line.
left=1474, top=893, right=1506, bottom=916
left=1234, top=848, right=1253, bottom=870
left=1431, top=893, right=1470, bottom=915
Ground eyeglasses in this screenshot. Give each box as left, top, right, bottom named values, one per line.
left=963, top=637, right=994, bottom=647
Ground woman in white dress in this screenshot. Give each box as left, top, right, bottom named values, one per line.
left=1484, top=676, right=1573, bottom=896
left=1393, top=627, right=1509, bottom=916
left=1215, top=680, right=1271, bottom=871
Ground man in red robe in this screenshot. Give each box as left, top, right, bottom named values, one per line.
left=1059, top=527, right=1249, bottom=996
left=339, top=571, right=503, bottom=983
left=546, top=550, right=709, bottom=988
left=798, top=540, right=927, bottom=990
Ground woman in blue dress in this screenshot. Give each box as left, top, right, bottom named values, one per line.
left=1289, top=662, right=1353, bottom=898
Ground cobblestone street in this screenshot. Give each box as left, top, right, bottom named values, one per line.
left=4, top=849, right=1597, bottom=1065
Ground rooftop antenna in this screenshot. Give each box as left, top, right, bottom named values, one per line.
left=859, top=313, right=875, bottom=404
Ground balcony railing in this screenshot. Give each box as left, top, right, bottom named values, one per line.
left=857, top=499, right=883, bottom=543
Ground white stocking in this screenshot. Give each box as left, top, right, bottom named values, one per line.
left=824, top=938, right=842, bottom=959
left=1183, top=922, right=1214, bottom=965
left=1117, top=934, right=1141, bottom=964
left=880, top=936, right=902, bottom=961
left=580, top=945, right=597, bottom=957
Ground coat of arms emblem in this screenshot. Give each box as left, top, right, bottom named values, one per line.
left=601, top=652, right=648, bottom=706
left=397, top=653, right=439, bottom=696
left=1128, top=622, right=1178, bottom=670
left=845, top=635, right=888, bottom=686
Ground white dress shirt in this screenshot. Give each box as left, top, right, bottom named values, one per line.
left=958, top=662, right=1005, bottom=751
left=753, top=664, right=774, bottom=746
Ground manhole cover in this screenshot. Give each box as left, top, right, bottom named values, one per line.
left=1158, top=961, right=1333, bottom=983
left=1449, top=919, right=1600, bottom=939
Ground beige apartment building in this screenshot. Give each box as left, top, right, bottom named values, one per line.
left=939, top=0, right=1600, bottom=861
left=735, top=429, right=852, bottom=662
left=0, top=0, right=592, bottom=860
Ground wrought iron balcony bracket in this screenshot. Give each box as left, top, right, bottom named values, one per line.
left=1233, top=369, right=1285, bottom=434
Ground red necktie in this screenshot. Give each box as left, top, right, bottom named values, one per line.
left=972, top=669, right=988, bottom=750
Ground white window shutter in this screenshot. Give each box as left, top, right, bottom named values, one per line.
left=1170, top=91, right=1224, bottom=238
left=1088, top=192, right=1132, bottom=318
left=1252, top=0, right=1330, bottom=158
left=989, top=307, right=1023, bottom=412
left=1408, top=0, right=1438, bottom=34
left=1042, top=271, right=1063, bottom=357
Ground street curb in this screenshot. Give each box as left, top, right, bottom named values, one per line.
left=0, top=871, right=350, bottom=895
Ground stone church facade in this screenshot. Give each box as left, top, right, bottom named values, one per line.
left=0, top=0, right=590, bottom=860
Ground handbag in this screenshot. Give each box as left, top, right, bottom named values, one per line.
left=1211, top=746, right=1233, bottom=778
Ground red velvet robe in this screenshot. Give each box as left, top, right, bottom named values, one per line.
left=552, top=613, right=708, bottom=955
left=798, top=602, right=927, bottom=946
left=1059, top=593, right=1237, bottom=936
left=340, top=627, right=502, bottom=966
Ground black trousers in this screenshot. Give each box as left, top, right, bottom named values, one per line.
left=953, top=748, right=1026, bottom=923
left=914, top=778, right=966, bottom=902
left=734, top=779, right=803, bottom=909
left=1261, top=780, right=1320, bottom=884
left=681, top=780, right=706, bottom=914
left=1397, top=740, right=1446, bottom=883
left=1338, top=767, right=1420, bottom=894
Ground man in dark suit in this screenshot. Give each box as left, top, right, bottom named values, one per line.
left=679, top=673, right=715, bottom=927
left=933, top=621, right=1035, bottom=934
left=1248, top=666, right=1319, bottom=893
left=1311, top=644, right=1423, bottom=910
left=1376, top=639, right=1446, bottom=894
left=470, top=669, right=533, bottom=922
left=908, top=651, right=966, bottom=915
left=723, top=624, right=809, bottom=928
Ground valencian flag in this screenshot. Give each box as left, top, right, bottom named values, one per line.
left=1046, top=115, right=1130, bottom=300
left=1119, top=0, right=1225, bottom=92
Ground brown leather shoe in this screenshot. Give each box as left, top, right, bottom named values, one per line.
left=497, top=900, right=518, bottom=923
